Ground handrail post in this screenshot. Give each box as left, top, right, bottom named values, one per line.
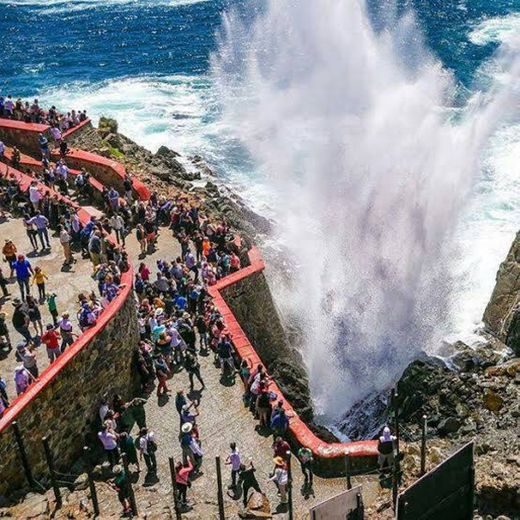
left=420, top=415, right=427, bottom=476
left=345, top=454, right=352, bottom=490
left=286, top=451, right=293, bottom=520
left=215, top=456, right=225, bottom=520
left=12, top=421, right=35, bottom=488
left=42, top=436, right=62, bottom=507
left=83, top=446, right=100, bottom=517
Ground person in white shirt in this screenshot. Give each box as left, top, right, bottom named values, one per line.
left=109, top=213, right=125, bottom=245
left=50, top=126, right=62, bottom=142
left=98, top=425, right=119, bottom=466
left=28, top=181, right=42, bottom=210
left=225, top=442, right=242, bottom=489
left=138, top=427, right=157, bottom=475
left=269, top=457, right=289, bottom=504
left=0, top=141, right=5, bottom=158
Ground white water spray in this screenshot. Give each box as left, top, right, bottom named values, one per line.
left=212, top=0, right=520, bottom=419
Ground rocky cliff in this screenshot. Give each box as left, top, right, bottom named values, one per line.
left=483, top=231, right=520, bottom=354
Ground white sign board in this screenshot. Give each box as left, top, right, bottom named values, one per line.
left=310, top=485, right=362, bottom=520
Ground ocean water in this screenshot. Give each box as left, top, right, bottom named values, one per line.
left=1, top=0, right=520, bottom=417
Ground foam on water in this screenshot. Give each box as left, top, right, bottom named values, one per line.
left=211, top=0, right=520, bottom=418
left=0, top=0, right=209, bottom=10
left=469, top=14, right=520, bottom=46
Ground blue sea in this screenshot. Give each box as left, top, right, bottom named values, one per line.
left=1, top=0, right=520, bottom=414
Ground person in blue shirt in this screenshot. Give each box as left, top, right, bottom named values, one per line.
left=12, top=255, right=34, bottom=300
left=27, top=212, right=51, bottom=250
left=174, top=293, right=187, bottom=311
left=270, top=405, right=289, bottom=438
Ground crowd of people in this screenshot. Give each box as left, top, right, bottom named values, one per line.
left=0, top=95, right=87, bottom=133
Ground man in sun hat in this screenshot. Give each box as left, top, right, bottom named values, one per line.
left=180, top=421, right=196, bottom=465
left=111, top=464, right=131, bottom=515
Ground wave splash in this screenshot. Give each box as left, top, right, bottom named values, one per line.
left=211, top=0, right=520, bottom=419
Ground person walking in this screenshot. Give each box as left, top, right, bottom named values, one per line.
left=58, top=312, right=75, bottom=352
left=27, top=212, right=51, bottom=250
left=175, top=459, right=193, bottom=507
left=138, top=427, right=158, bottom=476
left=298, top=446, right=314, bottom=489
left=184, top=350, right=205, bottom=391
left=2, top=239, right=17, bottom=278
left=46, top=293, right=59, bottom=326
left=12, top=254, right=33, bottom=301
left=58, top=225, right=74, bottom=266
left=111, top=465, right=132, bottom=515
left=239, top=460, right=263, bottom=508
left=32, top=266, right=48, bottom=300
left=154, top=353, right=170, bottom=397
left=225, top=442, right=242, bottom=490
left=269, top=457, right=289, bottom=504
left=11, top=298, right=31, bottom=341
left=119, top=432, right=140, bottom=472
left=41, top=324, right=61, bottom=363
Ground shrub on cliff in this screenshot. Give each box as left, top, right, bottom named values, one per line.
left=98, top=116, right=118, bottom=136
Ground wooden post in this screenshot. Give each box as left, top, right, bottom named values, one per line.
left=356, top=492, right=364, bottom=520
left=420, top=415, right=427, bottom=476
left=121, top=453, right=138, bottom=517
left=345, top=454, right=352, bottom=490
left=42, top=436, right=62, bottom=508
left=12, top=421, right=35, bottom=487
left=468, top=444, right=475, bottom=518
left=83, top=447, right=99, bottom=517
left=169, top=457, right=182, bottom=520
left=286, top=451, right=293, bottom=520
left=393, top=390, right=400, bottom=458
left=392, top=457, right=399, bottom=511
left=215, top=456, right=225, bottom=520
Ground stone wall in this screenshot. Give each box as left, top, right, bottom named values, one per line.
left=220, top=269, right=314, bottom=421
left=0, top=119, right=50, bottom=156
left=0, top=288, right=139, bottom=497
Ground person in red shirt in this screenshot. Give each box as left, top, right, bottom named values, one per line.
left=175, top=459, right=193, bottom=507
left=272, top=437, right=291, bottom=461
left=41, top=324, right=61, bottom=363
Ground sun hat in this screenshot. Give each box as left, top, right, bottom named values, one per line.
left=112, top=465, right=123, bottom=475
left=273, top=456, right=285, bottom=466
left=181, top=422, right=193, bottom=433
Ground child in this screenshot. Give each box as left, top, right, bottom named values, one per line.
left=32, top=266, right=48, bottom=300
left=46, top=293, right=58, bottom=326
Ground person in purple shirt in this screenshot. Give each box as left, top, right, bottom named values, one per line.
left=108, top=187, right=120, bottom=211
left=12, top=255, right=34, bottom=300
left=27, top=212, right=51, bottom=250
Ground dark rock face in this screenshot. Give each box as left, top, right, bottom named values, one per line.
left=483, top=230, right=520, bottom=355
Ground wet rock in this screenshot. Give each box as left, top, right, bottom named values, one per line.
left=73, top=473, right=89, bottom=491
left=98, top=116, right=118, bottom=136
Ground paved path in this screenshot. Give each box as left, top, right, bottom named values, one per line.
left=0, top=215, right=97, bottom=401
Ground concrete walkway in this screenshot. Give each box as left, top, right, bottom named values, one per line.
left=0, top=215, right=97, bottom=401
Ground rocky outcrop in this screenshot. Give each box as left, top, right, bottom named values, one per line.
left=483, top=231, right=520, bottom=354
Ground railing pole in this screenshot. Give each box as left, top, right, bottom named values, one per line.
left=12, top=421, right=35, bottom=487
left=286, top=451, right=293, bottom=520
left=420, top=415, right=427, bottom=476
left=42, top=436, right=62, bottom=508
left=392, top=458, right=399, bottom=511
left=345, top=454, right=352, bottom=490
left=356, top=492, right=364, bottom=520
left=121, top=453, right=137, bottom=517
left=169, top=457, right=182, bottom=520
left=393, top=389, right=400, bottom=458
left=83, top=447, right=100, bottom=517
left=215, top=456, right=226, bottom=520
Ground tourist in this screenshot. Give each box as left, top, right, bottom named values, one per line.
left=125, top=397, right=147, bottom=429
left=109, top=212, right=125, bottom=245
left=41, top=324, right=61, bottom=363
left=27, top=211, right=51, bottom=250
left=377, top=426, right=396, bottom=471
left=270, top=402, right=289, bottom=438
left=17, top=341, right=38, bottom=378
left=225, top=442, right=242, bottom=490
left=269, top=456, right=289, bottom=504
left=138, top=427, right=158, bottom=476
left=58, top=312, right=75, bottom=352
left=0, top=312, right=11, bottom=349
left=88, top=230, right=102, bottom=267
left=58, top=224, right=74, bottom=266
left=0, top=267, right=9, bottom=298
left=272, top=436, right=291, bottom=461
left=111, top=465, right=132, bottom=515
left=256, top=386, right=272, bottom=429
left=119, top=432, right=140, bottom=472
left=28, top=181, right=42, bottom=211
left=184, top=350, right=205, bottom=391
left=175, top=459, right=193, bottom=507
left=46, top=292, right=59, bottom=326
left=154, top=353, right=170, bottom=397
left=26, top=296, right=43, bottom=336
left=23, top=214, right=39, bottom=251
left=217, top=333, right=235, bottom=378
left=98, top=424, right=119, bottom=466
left=180, top=422, right=196, bottom=465
left=12, top=254, right=33, bottom=301
left=2, top=239, right=17, bottom=278
left=11, top=298, right=31, bottom=341
left=136, top=224, right=146, bottom=255
left=0, top=377, right=8, bottom=417
left=31, top=266, right=48, bottom=300
left=107, top=187, right=120, bottom=212
left=239, top=460, right=263, bottom=508
left=14, top=364, right=34, bottom=395
left=38, top=133, right=49, bottom=160
left=298, top=446, right=313, bottom=489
